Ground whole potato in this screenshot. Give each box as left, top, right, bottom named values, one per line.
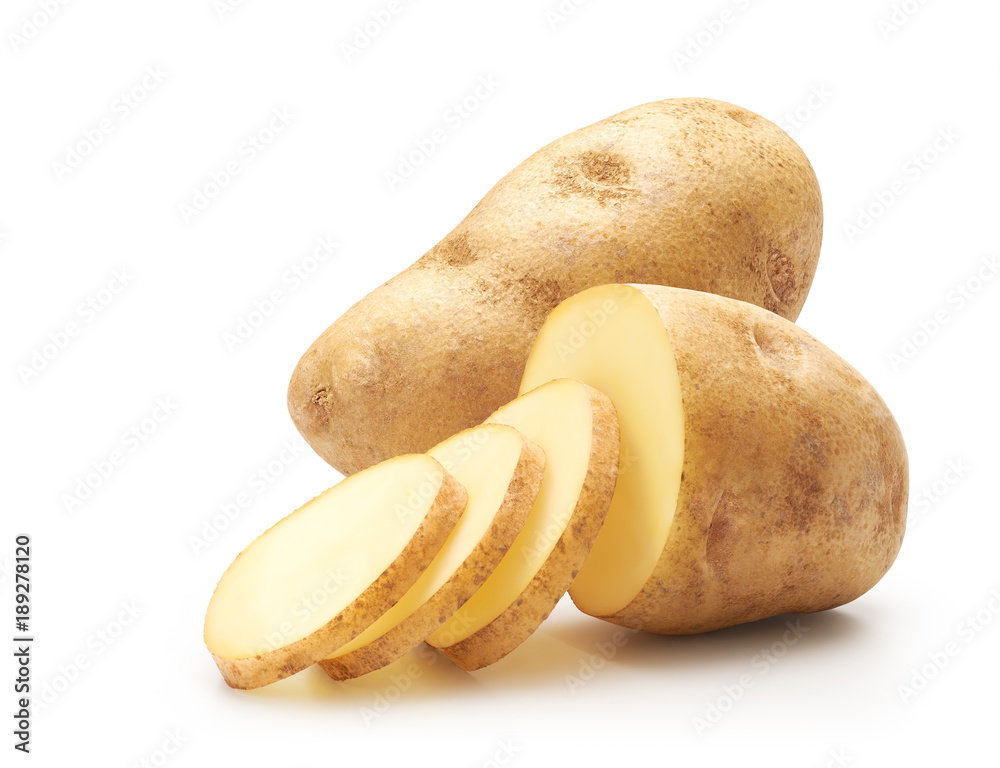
left=521, top=284, right=908, bottom=633
left=290, top=98, right=823, bottom=475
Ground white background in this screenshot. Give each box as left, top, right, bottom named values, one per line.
left=2, top=0, right=998, bottom=765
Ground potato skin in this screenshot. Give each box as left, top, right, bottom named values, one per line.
left=290, top=97, right=823, bottom=475
left=596, top=286, right=908, bottom=634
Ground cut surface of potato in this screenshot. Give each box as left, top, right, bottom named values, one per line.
left=519, top=285, right=684, bottom=617
left=318, top=424, right=544, bottom=680
left=521, top=284, right=908, bottom=634
left=204, top=454, right=465, bottom=689
left=427, top=378, right=619, bottom=670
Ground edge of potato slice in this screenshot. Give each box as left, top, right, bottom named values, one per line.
left=318, top=425, right=544, bottom=680
left=427, top=379, right=620, bottom=671
left=204, top=454, right=466, bottom=690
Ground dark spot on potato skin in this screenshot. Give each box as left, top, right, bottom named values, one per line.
left=549, top=150, right=636, bottom=204
left=421, top=232, right=476, bottom=268
left=578, top=150, right=631, bottom=186
left=472, top=272, right=564, bottom=320
left=765, top=247, right=797, bottom=306
left=724, top=106, right=757, bottom=128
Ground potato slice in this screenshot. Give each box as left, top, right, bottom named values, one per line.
left=318, top=424, right=544, bottom=680
left=521, top=285, right=685, bottom=618
left=204, top=454, right=465, bottom=689
left=520, top=284, right=908, bottom=633
left=426, top=379, right=619, bottom=670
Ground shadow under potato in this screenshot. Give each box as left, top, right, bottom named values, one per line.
left=240, top=605, right=867, bottom=705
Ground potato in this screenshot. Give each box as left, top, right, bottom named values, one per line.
left=318, top=424, right=544, bottom=681
left=204, top=454, right=465, bottom=689
left=288, top=97, right=823, bottom=475
left=427, top=378, right=619, bottom=670
left=520, top=284, right=908, bottom=633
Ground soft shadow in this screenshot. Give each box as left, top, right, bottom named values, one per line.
left=564, top=609, right=866, bottom=672
left=244, top=647, right=482, bottom=705
left=236, top=608, right=867, bottom=705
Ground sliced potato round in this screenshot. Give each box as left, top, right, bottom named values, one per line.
left=426, top=378, right=620, bottom=671
left=204, top=454, right=466, bottom=689
left=520, top=284, right=908, bottom=633
left=318, top=424, right=544, bottom=681
left=520, top=284, right=684, bottom=618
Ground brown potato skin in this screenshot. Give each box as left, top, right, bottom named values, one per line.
left=289, top=98, right=823, bottom=475
left=593, top=286, right=908, bottom=634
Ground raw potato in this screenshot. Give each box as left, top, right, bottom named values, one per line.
left=318, top=424, right=544, bottom=681
left=204, top=454, right=465, bottom=689
left=289, top=97, right=823, bottom=476
left=520, top=284, right=908, bottom=634
left=427, top=379, right=620, bottom=670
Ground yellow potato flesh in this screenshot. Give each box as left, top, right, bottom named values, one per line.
left=519, top=285, right=684, bottom=617
left=429, top=379, right=594, bottom=646
left=325, top=425, right=525, bottom=659
left=204, top=454, right=448, bottom=660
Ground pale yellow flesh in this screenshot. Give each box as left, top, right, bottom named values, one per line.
left=519, top=285, right=684, bottom=617
left=324, top=425, right=526, bottom=659
left=204, top=455, right=446, bottom=660
left=429, top=379, right=593, bottom=646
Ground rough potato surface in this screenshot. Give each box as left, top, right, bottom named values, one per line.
left=290, top=98, right=823, bottom=474
left=598, top=286, right=907, bottom=634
